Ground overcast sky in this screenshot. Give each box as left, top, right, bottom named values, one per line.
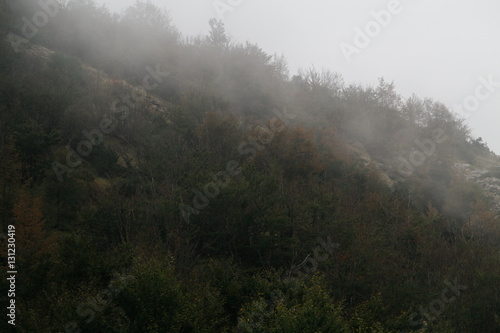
left=99, top=0, right=500, bottom=154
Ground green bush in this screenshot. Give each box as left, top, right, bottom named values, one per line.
left=238, top=273, right=349, bottom=333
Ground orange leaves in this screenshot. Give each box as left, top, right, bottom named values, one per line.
left=317, top=126, right=349, bottom=165
left=0, top=140, right=22, bottom=184
left=12, top=190, right=54, bottom=261
left=363, top=191, right=380, bottom=206
left=196, top=111, right=240, bottom=154
left=270, top=125, right=324, bottom=179
left=426, top=202, right=440, bottom=224
left=0, top=140, right=23, bottom=225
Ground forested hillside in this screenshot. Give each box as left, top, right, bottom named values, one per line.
left=0, top=1, right=499, bottom=332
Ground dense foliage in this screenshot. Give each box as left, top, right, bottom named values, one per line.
left=0, top=1, right=499, bottom=332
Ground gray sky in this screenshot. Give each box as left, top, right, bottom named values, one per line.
left=99, top=0, right=500, bottom=154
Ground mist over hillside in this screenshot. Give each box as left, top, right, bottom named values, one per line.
left=0, top=1, right=499, bottom=332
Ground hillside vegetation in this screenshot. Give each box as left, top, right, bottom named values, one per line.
left=0, top=1, right=499, bottom=332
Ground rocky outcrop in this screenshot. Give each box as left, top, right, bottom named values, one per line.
left=455, top=162, right=500, bottom=215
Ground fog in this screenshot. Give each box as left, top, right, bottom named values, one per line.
left=4, top=1, right=500, bottom=331
left=99, top=0, right=500, bottom=154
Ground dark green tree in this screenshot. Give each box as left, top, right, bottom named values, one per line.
left=208, top=18, right=228, bottom=48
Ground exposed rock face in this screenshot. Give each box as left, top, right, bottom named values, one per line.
left=7, top=32, right=54, bottom=60
left=348, top=141, right=397, bottom=189
left=455, top=162, right=500, bottom=215
left=349, top=140, right=500, bottom=215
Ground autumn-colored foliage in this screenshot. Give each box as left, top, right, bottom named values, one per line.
left=0, top=2, right=500, bottom=332
left=13, top=190, right=54, bottom=261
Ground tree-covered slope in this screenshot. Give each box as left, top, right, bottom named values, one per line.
left=0, top=1, right=499, bottom=332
